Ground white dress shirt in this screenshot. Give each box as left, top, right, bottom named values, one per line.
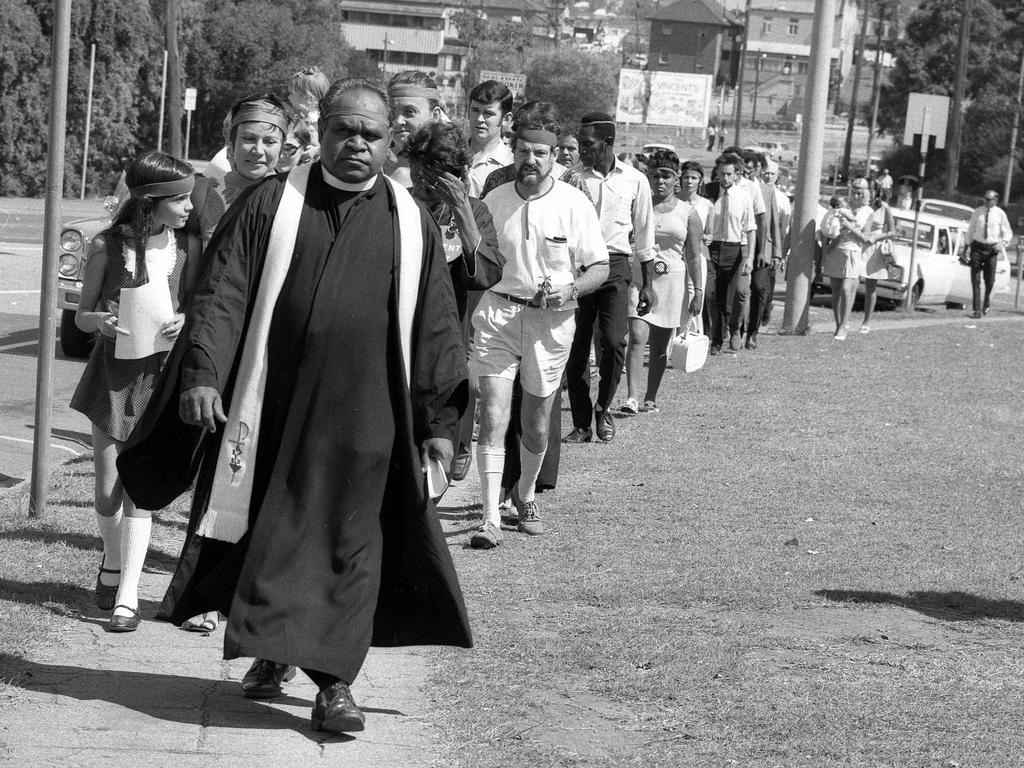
left=966, top=204, right=1013, bottom=247
left=709, top=183, right=756, bottom=243
left=576, top=159, right=656, bottom=261
left=467, top=138, right=514, bottom=198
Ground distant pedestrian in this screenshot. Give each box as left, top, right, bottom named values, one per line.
left=71, top=151, right=201, bottom=633
left=877, top=168, right=893, bottom=204
left=706, top=122, right=717, bottom=152
left=962, top=190, right=1014, bottom=318
left=857, top=178, right=896, bottom=333
left=893, top=175, right=917, bottom=211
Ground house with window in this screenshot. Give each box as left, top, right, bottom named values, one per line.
left=646, top=0, right=742, bottom=85
left=339, top=1, right=469, bottom=111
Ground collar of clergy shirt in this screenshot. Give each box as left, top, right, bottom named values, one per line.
left=321, top=164, right=378, bottom=192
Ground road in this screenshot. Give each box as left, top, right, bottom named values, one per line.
left=0, top=198, right=101, bottom=494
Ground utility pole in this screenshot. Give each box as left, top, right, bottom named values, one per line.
left=841, top=0, right=871, bottom=181
left=166, top=0, right=182, bottom=158
left=783, top=0, right=837, bottom=335
left=733, top=0, right=752, bottom=145
left=864, top=1, right=888, bottom=169
left=1004, top=47, right=1024, bottom=207
left=944, top=0, right=972, bottom=197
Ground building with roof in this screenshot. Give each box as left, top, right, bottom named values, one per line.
left=646, top=0, right=742, bottom=84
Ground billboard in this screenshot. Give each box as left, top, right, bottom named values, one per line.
left=479, top=70, right=527, bottom=103
left=615, top=69, right=713, bottom=128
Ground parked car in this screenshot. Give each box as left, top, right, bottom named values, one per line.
left=57, top=195, right=120, bottom=358
left=919, top=198, right=973, bottom=223
left=641, top=142, right=676, bottom=157
left=814, top=210, right=1010, bottom=308
left=749, top=140, right=799, bottom=165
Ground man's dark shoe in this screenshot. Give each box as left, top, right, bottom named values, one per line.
left=745, top=334, right=758, bottom=350
left=710, top=344, right=722, bottom=356
left=595, top=410, right=616, bottom=442
left=562, top=427, right=593, bottom=444
left=728, top=333, right=741, bottom=352
left=311, top=681, right=366, bottom=733
left=450, top=447, right=472, bottom=481
left=971, top=310, right=982, bottom=319
left=241, top=659, right=297, bottom=699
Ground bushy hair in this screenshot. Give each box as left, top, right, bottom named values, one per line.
left=319, top=78, right=393, bottom=124
left=679, top=160, right=704, bottom=179
left=405, top=121, right=472, bottom=177
left=469, top=80, right=513, bottom=116
left=110, top=151, right=193, bottom=287
left=290, top=66, right=331, bottom=103
left=646, top=149, right=680, bottom=173
left=510, top=101, right=561, bottom=139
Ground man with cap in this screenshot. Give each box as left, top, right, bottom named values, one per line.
left=470, top=110, right=608, bottom=547
left=563, top=111, right=655, bottom=443
left=961, top=190, right=1014, bottom=318
left=118, top=77, right=472, bottom=734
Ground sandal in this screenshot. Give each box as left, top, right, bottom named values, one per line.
left=181, top=612, right=219, bottom=633
left=95, top=557, right=121, bottom=612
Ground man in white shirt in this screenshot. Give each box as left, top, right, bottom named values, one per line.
left=962, top=190, right=1014, bottom=317
left=470, top=116, right=609, bottom=548
left=706, top=158, right=757, bottom=355
left=748, top=157, right=791, bottom=343
left=466, top=80, right=515, bottom=198
left=563, top=112, right=656, bottom=443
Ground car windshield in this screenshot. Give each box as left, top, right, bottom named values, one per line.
left=920, top=201, right=972, bottom=222
left=893, top=218, right=934, bottom=250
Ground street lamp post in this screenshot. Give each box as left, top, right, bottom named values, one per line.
left=751, top=52, right=767, bottom=127
left=382, top=36, right=391, bottom=87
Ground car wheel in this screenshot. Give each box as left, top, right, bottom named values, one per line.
left=60, top=309, right=95, bottom=358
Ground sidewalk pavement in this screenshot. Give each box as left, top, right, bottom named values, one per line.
left=0, top=478, right=480, bottom=768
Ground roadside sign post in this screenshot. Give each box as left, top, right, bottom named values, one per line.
left=1015, top=235, right=1022, bottom=310
left=902, top=93, right=950, bottom=312
left=183, top=87, right=197, bottom=161
left=79, top=43, right=96, bottom=200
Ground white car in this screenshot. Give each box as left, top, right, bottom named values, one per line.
left=870, top=211, right=1010, bottom=307
left=750, top=140, right=798, bottom=165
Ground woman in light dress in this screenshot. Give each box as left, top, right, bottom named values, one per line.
left=623, top=151, right=704, bottom=414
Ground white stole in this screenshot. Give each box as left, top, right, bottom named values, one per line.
left=197, top=166, right=423, bottom=543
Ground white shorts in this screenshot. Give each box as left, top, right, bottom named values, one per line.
left=469, top=292, right=576, bottom=397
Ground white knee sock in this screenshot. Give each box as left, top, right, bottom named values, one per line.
left=476, top=444, right=505, bottom=528
left=114, top=516, right=152, bottom=615
left=517, top=444, right=547, bottom=504
left=95, top=509, right=123, bottom=585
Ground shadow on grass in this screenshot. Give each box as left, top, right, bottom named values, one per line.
left=0, top=529, right=180, bottom=571
left=816, top=589, right=1024, bottom=622
left=0, top=578, right=162, bottom=621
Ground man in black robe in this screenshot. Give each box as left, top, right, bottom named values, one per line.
left=118, top=78, right=471, bottom=734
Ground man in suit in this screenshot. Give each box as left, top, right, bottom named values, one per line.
left=747, top=157, right=791, bottom=346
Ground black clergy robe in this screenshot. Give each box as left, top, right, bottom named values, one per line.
left=118, top=165, right=472, bottom=683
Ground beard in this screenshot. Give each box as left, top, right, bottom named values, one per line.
left=516, top=162, right=550, bottom=191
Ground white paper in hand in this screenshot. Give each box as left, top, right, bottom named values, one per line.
left=114, top=281, right=175, bottom=359
left=425, top=457, right=450, bottom=499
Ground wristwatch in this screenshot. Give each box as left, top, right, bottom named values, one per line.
left=569, top=283, right=579, bottom=300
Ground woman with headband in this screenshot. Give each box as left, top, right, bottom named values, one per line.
left=70, top=151, right=202, bottom=633
left=386, top=71, right=448, bottom=187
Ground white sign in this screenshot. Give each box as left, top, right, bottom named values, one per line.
left=479, top=70, right=527, bottom=102
left=114, top=281, right=175, bottom=360
left=615, top=68, right=648, bottom=124
left=903, top=93, right=950, bottom=149
left=184, top=87, right=197, bottom=112
left=646, top=72, right=713, bottom=128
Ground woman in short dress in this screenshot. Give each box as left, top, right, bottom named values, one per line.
left=623, top=150, right=703, bottom=414
left=71, top=151, right=201, bottom=632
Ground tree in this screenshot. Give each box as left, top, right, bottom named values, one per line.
left=525, top=49, right=619, bottom=128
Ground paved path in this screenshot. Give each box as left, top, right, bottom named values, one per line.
left=0, top=479, right=480, bottom=768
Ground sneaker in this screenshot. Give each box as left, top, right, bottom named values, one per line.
left=595, top=409, right=616, bottom=442
left=516, top=499, right=544, bottom=536
left=470, top=521, right=502, bottom=549
left=562, top=427, right=593, bottom=444
left=860, top=324, right=870, bottom=334
left=834, top=329, right=847, bottom=341
left=620, top=397, right=639, bottom=414
left=641, top=400, right=659, bottom=413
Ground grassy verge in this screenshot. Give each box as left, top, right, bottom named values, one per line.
left=430, top=319, right=1024, bottom=767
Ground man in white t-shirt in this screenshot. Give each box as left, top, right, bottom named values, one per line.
left=466, top=80, right=515, bottom=198
left=469, top=117, right=609, bottom=549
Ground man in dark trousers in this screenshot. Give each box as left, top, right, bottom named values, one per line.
left=118, top=78, right=472, bottom=735
left=961, top=189, right=1014, bottom=318
left=563, top=112, right=655, bottom=443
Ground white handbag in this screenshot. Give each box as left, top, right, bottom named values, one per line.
left=670, top=317, right=709, bottom=373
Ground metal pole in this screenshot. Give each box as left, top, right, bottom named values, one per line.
left=1002, top=48, right=1024, bottom=207
left=782, top=0, right=837, bottom=334
left=31, top=0, right=73, bottom=518
left=865, top=4, right=885, bottom=173
left=944, top=0, right=972, bottom=196
left=903, top=107, right=929, bottom=312
left=79, top=43, right=96, bottom=201
left=751, top=54, right=764, bottom=127
left=842, top=0, right=870, bottom=181
left=184, top=108, right=192, bottom=162
left=1015, top=238, right=1022, bottom=309
left=157, top=49, right=168, bottom=151
left=733, top=0, right=752, bottom=146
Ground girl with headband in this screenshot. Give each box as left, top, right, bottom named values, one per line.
left=71, top=151, right=202, bottom=633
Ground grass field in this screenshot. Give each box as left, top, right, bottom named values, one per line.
left=1, top=317, right=1022, bottom=766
